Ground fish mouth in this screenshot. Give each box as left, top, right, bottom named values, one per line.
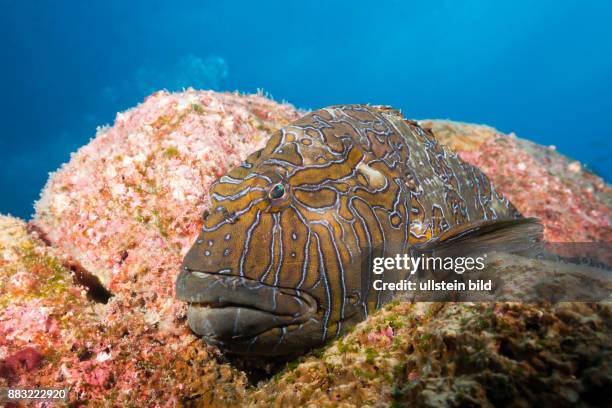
left=175, top=269, right=318, bottom=345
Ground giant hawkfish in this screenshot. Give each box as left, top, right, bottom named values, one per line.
left=176, top=105, right=543, bottom=356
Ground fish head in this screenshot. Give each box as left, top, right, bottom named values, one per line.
left=176, top=106, right=410, bottom=356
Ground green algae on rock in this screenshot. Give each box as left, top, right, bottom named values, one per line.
left=247, top=301, right=611, bottom=407
left=0, top=216, right=250, bottom=406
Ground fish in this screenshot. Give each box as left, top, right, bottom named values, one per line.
left=175, top=105, right=543, bottom=356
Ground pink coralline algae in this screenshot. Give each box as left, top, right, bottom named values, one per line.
left=0, top=90, right=609, bottom=406
left=420, top=120, right=611, bottom=242
left=0, top=347, right=43, bottom=381
left=35, top=89, right=301, bottom=291
left=3, top=90, right=301, bottom=406
left=366, top=326, right=395, bottom=348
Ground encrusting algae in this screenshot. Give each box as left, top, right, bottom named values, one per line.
left=0, top=90, right=610, bottom=406
left=1, top=216, right=250, bottom=406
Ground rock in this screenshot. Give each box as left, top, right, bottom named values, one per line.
left=4, top=90, right=302, bottom=406
left=248, top=301, right=611, bottom=407
left=0, top=91, right=609, bottom=406
left=419, top=120, right=611, bottom=243
left=34, top=89, right=301, bottom=290
left=0, top=216, right=247, bottom=406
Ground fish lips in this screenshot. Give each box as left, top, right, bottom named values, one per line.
left=175, top=269, right=318, bottom=343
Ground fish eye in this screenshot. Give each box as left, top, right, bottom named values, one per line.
left=269, top=183, right=286, bottom=200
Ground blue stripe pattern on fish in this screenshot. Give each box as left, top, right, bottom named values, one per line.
left=175, top=105, right=542, bottom=356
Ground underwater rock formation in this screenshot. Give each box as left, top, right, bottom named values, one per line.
left=1, top=90, right=610, bottom=406
left=34, top=89, right=301, bottom=290
left=421, top=120, right=610, bottom=243
left=0, top=215, right=248, bottom=406
left=248, top=301, right=611, bottom=407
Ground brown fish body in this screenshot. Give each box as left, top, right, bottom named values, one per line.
left=176, top=105, right=539, bottom=356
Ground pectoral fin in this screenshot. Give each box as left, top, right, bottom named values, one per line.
left=414, top=217, right=544, bottom=259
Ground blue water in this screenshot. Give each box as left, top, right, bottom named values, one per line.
left=1, top=0, right=611, bottom=219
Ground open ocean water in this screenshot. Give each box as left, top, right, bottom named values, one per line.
left=1, top=0, right=611, bottom=218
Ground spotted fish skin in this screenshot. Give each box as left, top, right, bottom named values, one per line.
left=177, top=105, right=526, bottom=356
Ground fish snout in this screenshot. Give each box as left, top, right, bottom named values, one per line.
left=175, top=269, right=318, bottom=353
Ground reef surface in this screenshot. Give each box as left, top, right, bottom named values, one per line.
left=1, top=90, right=610, bottom=407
